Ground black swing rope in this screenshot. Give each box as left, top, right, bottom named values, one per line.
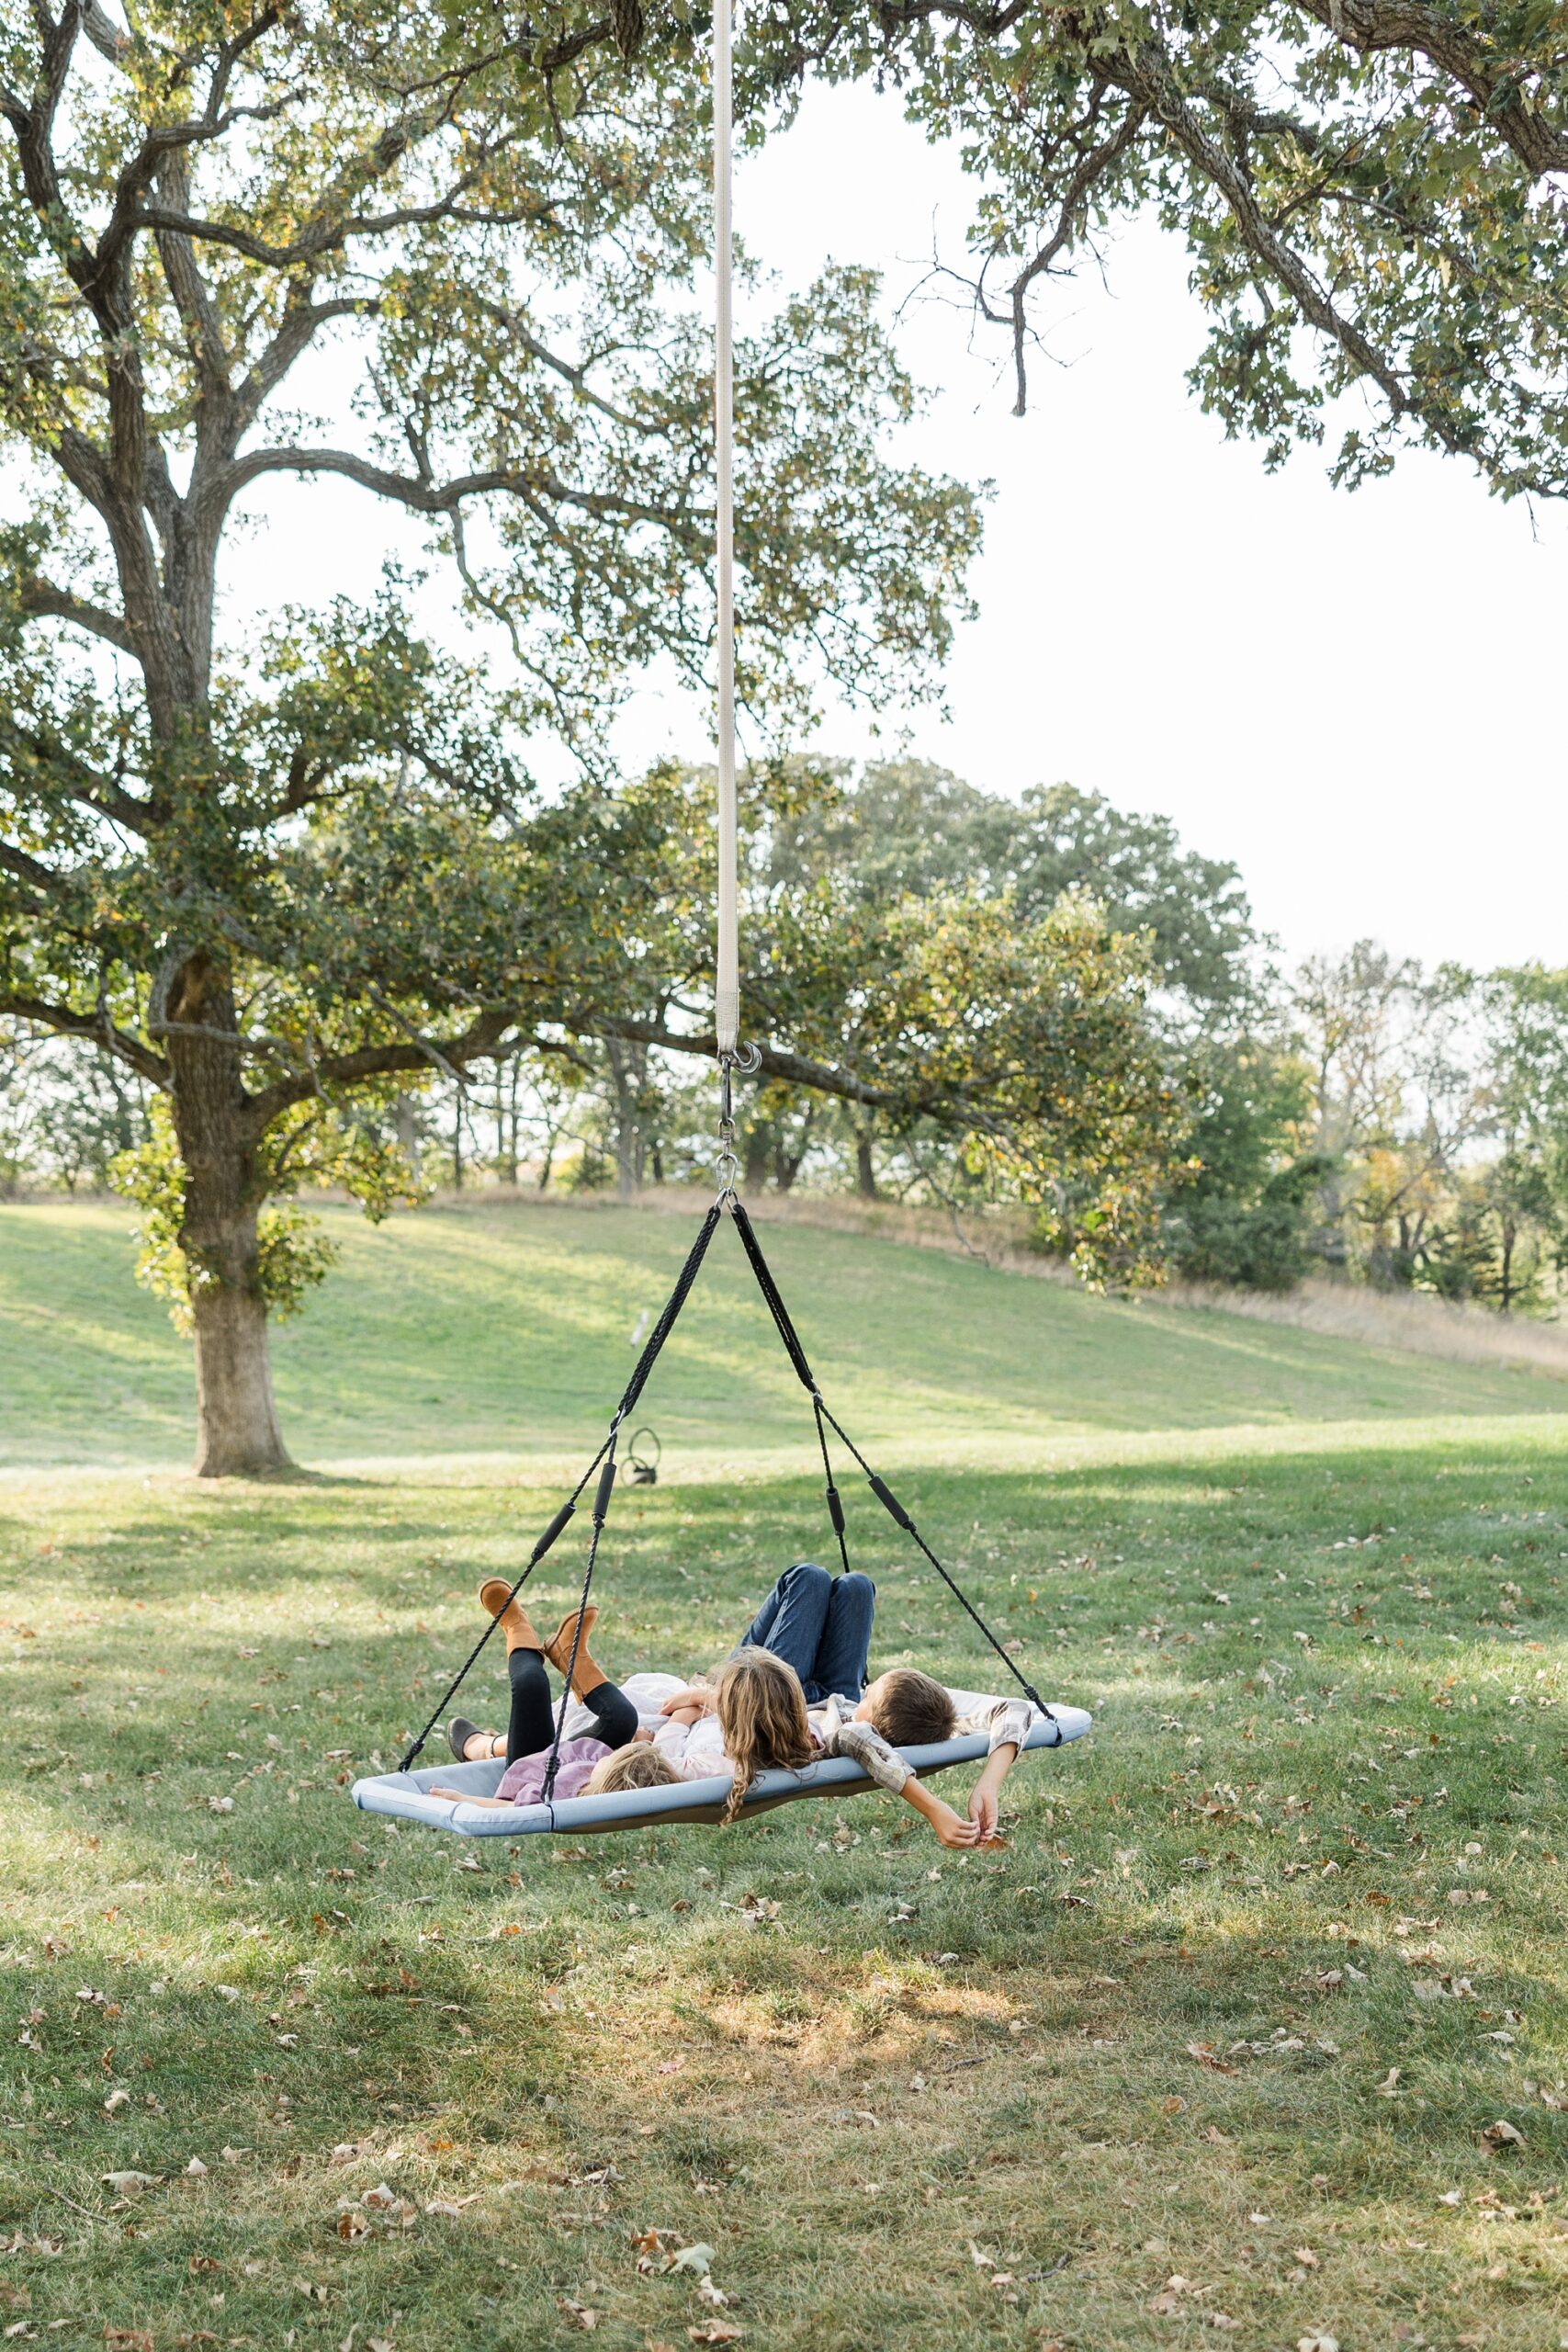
left=395, top=1204, right=722, bottom=1775
left=396, top=1190, right=1055, bottom=1788
left=728, top=1198, right=1055, bottom=1728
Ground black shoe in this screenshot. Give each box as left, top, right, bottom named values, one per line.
left=448, top=1718, right=497, bottom=1763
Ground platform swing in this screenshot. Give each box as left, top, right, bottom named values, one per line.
left=349, top=1, right=1091, bottom=1841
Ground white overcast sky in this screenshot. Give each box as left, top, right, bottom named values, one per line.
left=242, top=78, right=1567, bottom=978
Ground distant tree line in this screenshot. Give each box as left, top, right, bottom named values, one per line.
left=17, top=760, right=1557, bottom=1323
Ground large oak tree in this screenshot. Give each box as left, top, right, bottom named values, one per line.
left=0, top=0, right=981, bottom=1473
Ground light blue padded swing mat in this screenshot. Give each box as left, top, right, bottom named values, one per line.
left=352, top=1698, right=1092, bottom=1838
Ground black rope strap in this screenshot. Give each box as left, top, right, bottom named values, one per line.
left=541, top=1442, right=619, bottom=1805
left=733, top=1199, right=849, bottom=1572
left=813, top=1394, right=850, bottom=1577
left=731, top=1203, right=1048, bottom=1718
left=730, top=1199, right=816, bottom=1393
left=818, top=1397, right=1049, bottom=1718
left=395, top=1206, right=722, bottom=1772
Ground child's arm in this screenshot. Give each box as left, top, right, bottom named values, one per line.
left=658, top=1686, right=714, bottom=1719
left=427, top=1785, right=513, bottom=1808
left=829, top=1716, right=983, bottom=1849
left=901, top=1773, right=984, bottom=1849
left=965, top=1742, right=1021, bottom=1844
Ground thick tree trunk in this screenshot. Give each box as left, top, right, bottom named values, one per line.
left=392, top=1095, right=423, bottom=1180
left=191, top=1279, right=290, bottom=1476
left=604, top=1037, right=643, bottom=1200
left=164, top=959, right=294, bottom=1477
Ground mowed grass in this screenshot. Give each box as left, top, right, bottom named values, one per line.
left=4, top=1194, right=1567, bottom=1468
left=3, top=1202, right=1568, bottom=2348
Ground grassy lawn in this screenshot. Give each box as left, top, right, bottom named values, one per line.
left=3, top=1198, right=1568, bottom=2348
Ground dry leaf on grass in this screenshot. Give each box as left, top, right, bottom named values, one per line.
left=100, top=2172, right=157, bottom=2197
left=558, top=2301, right=599, bottom=2331
left=1374, top=2068, right=1402, bottom=2096
left=1481, top=2119, right=1526, bottom=2153
left=103, top=2334, right=153, bottom=2351
left=1185, top=2042, right=1236, bottom=2075
left=688, top=2329, right=743, bottom=2346
left=1297, top=2335, right=1338, bottom=2352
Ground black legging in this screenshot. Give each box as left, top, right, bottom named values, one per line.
left=506, top=1647, right=638, bottom=1763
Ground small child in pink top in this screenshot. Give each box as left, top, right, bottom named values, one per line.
left=424, top=1582, right=682, bottom=1813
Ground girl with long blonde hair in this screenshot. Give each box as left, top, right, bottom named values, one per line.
left=712, top=1648, right=817, bottom=1824
left=655, top=1644, right=991, bottom=1844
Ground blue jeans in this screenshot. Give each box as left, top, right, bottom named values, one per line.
left=739, top=1562, right=875, bottom=1704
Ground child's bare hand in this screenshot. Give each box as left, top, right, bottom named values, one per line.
left=968, top=1784, right=1000, bottom=1842
left=660, top=1687, right=703, bottom=1715
left=931, top=1803, right=983, bottom=1849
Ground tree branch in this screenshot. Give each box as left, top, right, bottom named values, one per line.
left=1109, top=35, right=1430, bottom=439
left=590, top=1015, right=904, bottom=1112
left=0, top=989, right=168, bottom=1085
left=242, top=1007, right=516, bottom=1131
left=1297, top=0, right=1568, bottom=178
left=17, top=573, right=135, bottom=653
left=222, top=445, right=691, bottom=536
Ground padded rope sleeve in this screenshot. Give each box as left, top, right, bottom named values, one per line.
left=542, top=1439, right=615, bottom=1804
left=814, top=1395, right=851, bottom=1577
left=617, top=1205, right=721, bottom=1423
left=730, top=1199, right=817, bottom=1394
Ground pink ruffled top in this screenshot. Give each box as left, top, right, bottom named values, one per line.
left=494, top=1735, right=610, bottom=1807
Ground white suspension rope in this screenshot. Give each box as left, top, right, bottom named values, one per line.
left=713, top=0, right=739, bottom=1060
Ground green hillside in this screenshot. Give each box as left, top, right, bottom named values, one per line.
left=2, top=1194, right=1563, bottom=1469
left=3, top=1195, right=1568, bottom=2346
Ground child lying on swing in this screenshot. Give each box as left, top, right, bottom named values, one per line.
left=653, top=1561, right=1028, bottom=1841
left=428, top=1564, right=1027, bottom=1846
left=426, top=1584, right=671, bottom=1808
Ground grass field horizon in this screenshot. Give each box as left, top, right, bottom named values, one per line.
left=5, top=1193, right=1567, bottom=1475
left=4, top=1201, right=1567, bottom=2348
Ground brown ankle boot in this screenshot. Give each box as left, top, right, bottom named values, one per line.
left=545, top=1606, right=605, bottom=1697
left=479, top=1578, right=544, bottom=1657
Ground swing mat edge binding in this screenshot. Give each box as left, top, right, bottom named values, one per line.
left=352, top=1703, right=1092, bottom=1838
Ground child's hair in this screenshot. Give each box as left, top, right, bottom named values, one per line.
left=863, top=1668, right=957, bottom=1747
left=715, top=1648, right=814, bottom=1825
left=583, top=1743, right=682, bottom=1797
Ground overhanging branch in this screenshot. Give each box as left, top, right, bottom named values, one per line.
left=0, top=989, right=168, bottom=1085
